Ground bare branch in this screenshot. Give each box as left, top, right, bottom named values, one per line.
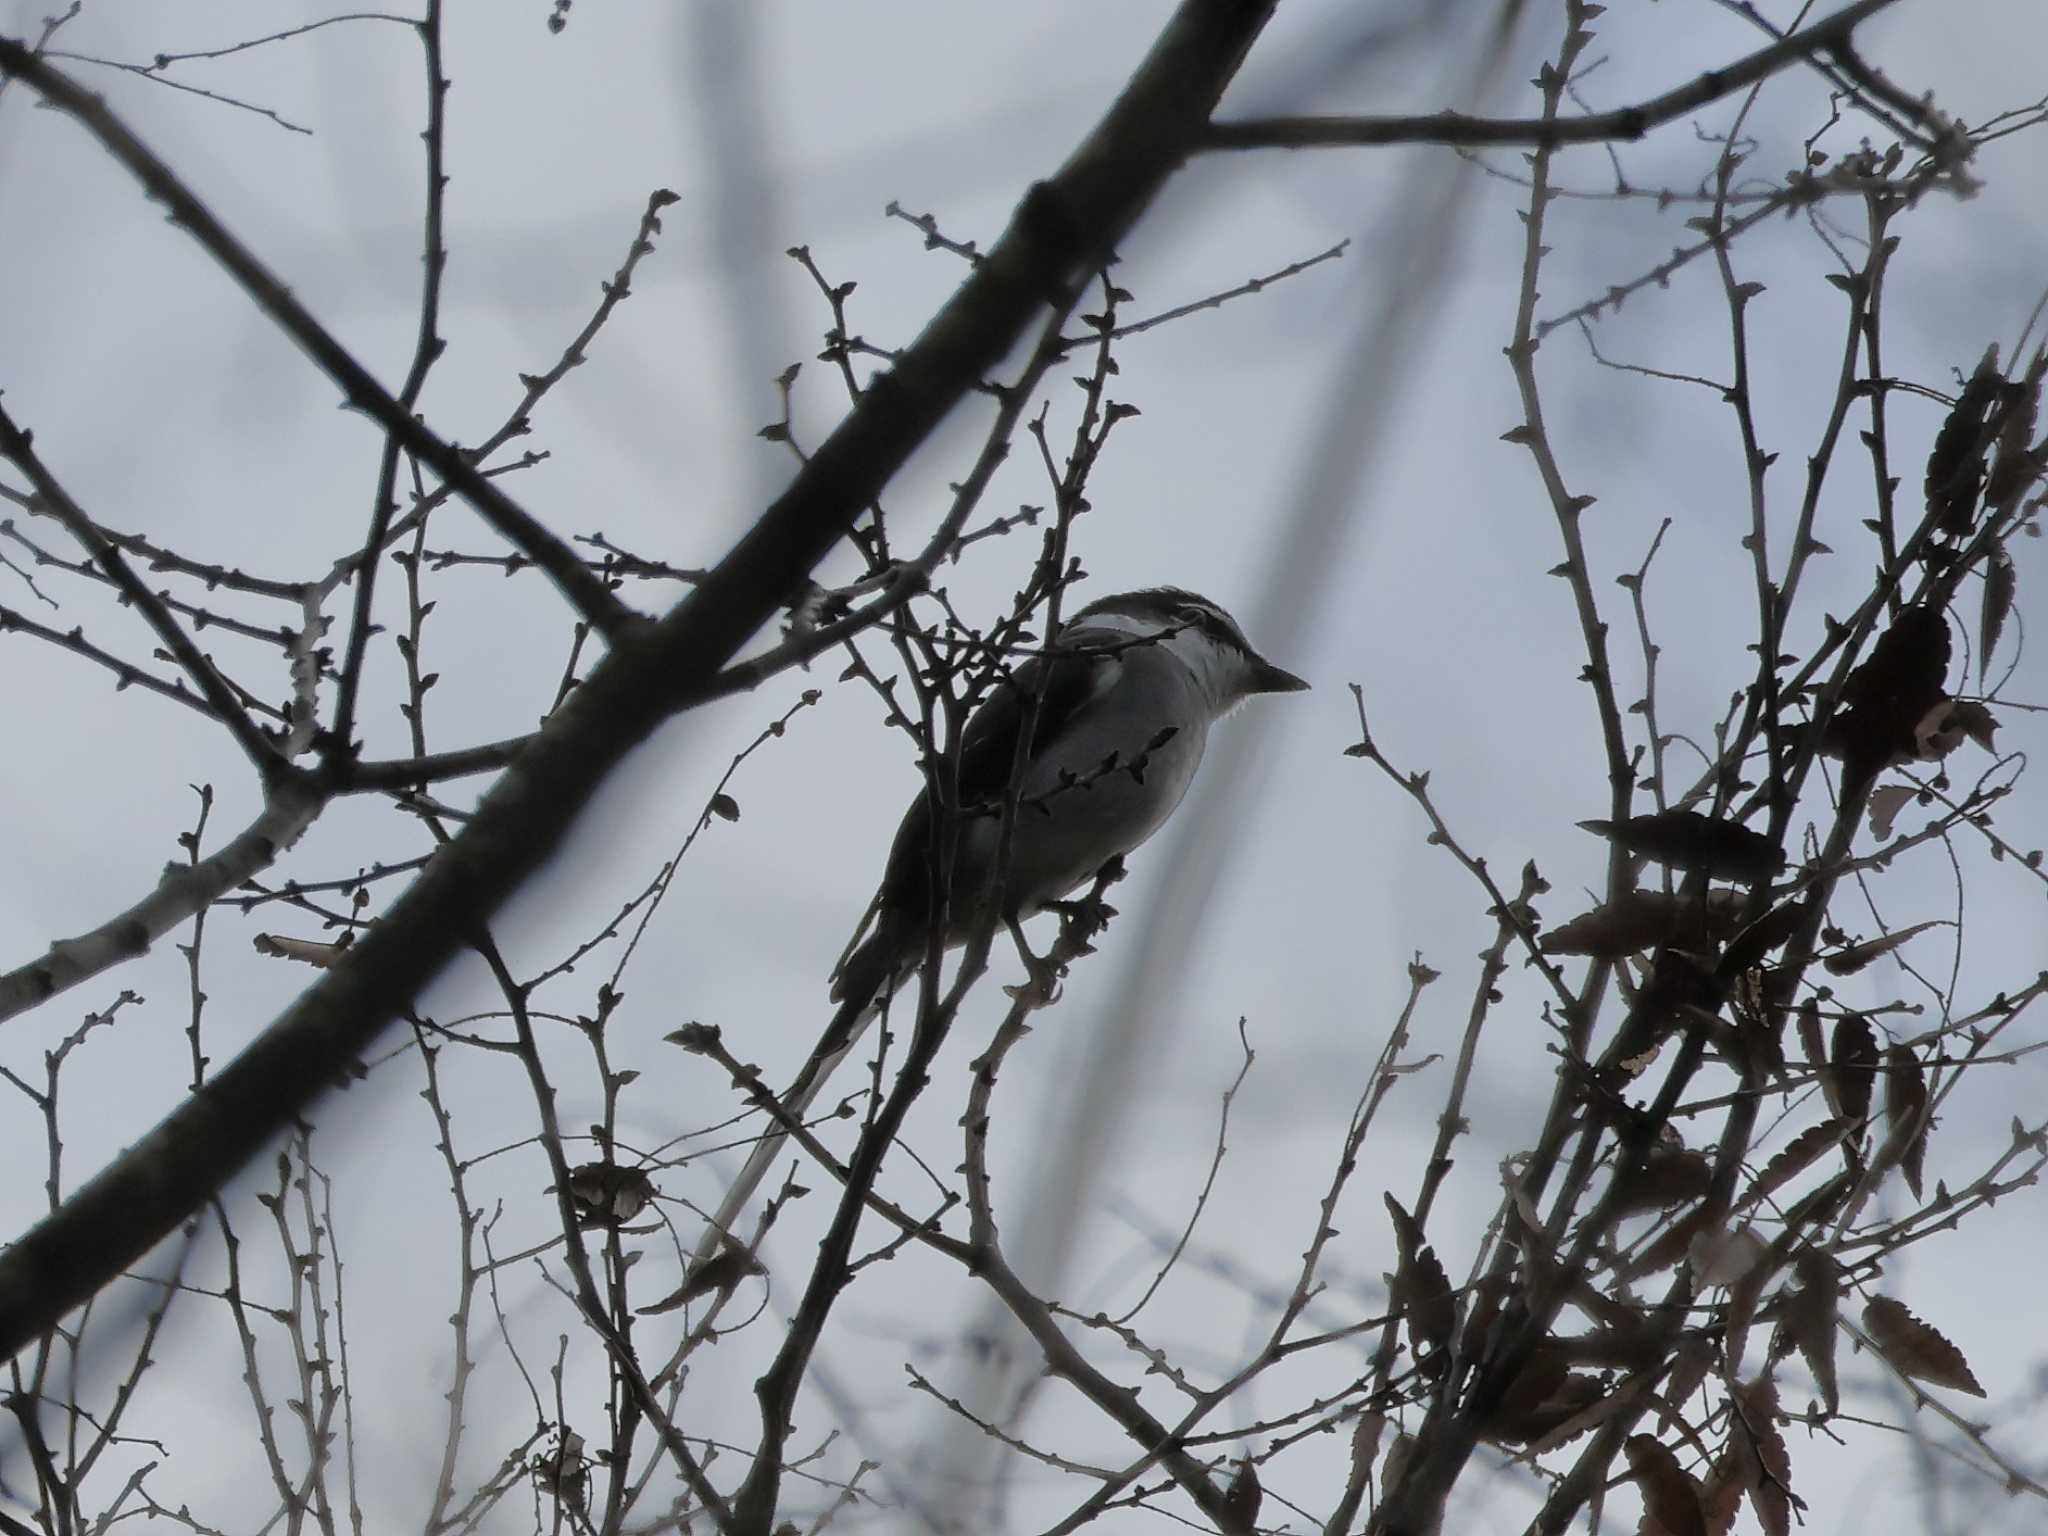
left=0, top=39, right=641, bottom=642
left=1204, top=0, right=1961, bottom=164
left=0, top=775, right=325, bottom=1025
left=0, top=404, right=286, bottom=775
left=0, top=0, right=1284, bottom=1374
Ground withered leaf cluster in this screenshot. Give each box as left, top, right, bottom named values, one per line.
left=1818, top=604, right=1953, bottom=791
left=566, top=1160, right=656, bottom=1229
left=1578, top=810, right=1784, bottom=884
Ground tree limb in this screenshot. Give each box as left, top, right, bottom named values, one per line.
left=0, top=0, right=1280, bottom=1366
left=0, top=36, right=640, bottom=643
left=1203, top=0, right=1955, bottom=159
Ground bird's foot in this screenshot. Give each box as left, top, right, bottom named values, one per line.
left=1002, top=916, right=1065, bottom=1007
left=1044, top=893, right=1117, bottom=957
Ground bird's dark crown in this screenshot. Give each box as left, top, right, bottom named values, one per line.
left=1072, top=585, right=1251, bottom=653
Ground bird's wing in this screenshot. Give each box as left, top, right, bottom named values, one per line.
left=834, top=621, right=1131, bottom=989
left=952, top=623, right=1128, bottom=805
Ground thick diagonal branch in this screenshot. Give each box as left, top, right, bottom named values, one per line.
left=0, top=0, right=1280, bottom=1366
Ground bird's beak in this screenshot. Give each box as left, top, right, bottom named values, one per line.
left=1250, top=655, right=1310, bottom=694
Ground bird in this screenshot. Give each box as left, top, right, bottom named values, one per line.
left=688, top=586, right=1307, bottom=1276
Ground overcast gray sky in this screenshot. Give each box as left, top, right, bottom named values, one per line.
left=3, top=3, right=2046, bottom=1531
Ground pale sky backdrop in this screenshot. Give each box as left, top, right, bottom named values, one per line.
left=2, top=2, right=2045, bottom=1532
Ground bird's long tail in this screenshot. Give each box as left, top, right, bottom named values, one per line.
left=685, top=925, right=904, bottom=1276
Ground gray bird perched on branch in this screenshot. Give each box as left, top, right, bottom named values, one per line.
left=689, top=586, right=1308, bottom=1276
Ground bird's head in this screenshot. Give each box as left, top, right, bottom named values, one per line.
left=1068, top=586, right=1309, bottom=711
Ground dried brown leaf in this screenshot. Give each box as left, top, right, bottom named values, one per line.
left=1866, top=783, right=1918, bottom=840
left=1741, top=1119, right=1847, bottom=1208
left=1879, top=1044, right=1931, bottom=1198
left=1457, top=1270, right=1509, bottom=1365
left=1923, top=345, right=1999, bottom=534
left=1726, top=1377, right=1796, bottom=1536
left=1770, top=1248, right=1841, bottom=1415
left=1837, top=604, right=1950, bottom=713
left=1823, top=921, right=1942, bottom=977
left=1983, top=352, right=2045, bottom=508
left=1700, top=1451, right=1746, bottom=1536
left=638, top=1241, right=765, bottom=1315
left=1626, top=1433, right=1707, bottom=1536
left=1689, top=1223, right=1767, bottom=1290
left=1540, top=890, right=1692, bottom=957
left=1580, top=810, right=1783, bottom=883
left=1829, top=1014, right=1880, bottom=1125
left=252, top=931, right=355, bottom=967
left=1485, top=1348, right=1602, bottom=1447
left=566, top=1161, right=655, bottom=1228
left=1718, top=896, right=1809, bottom=977
left=1776, top=1172, right=1853, bottom=1244
left=1729, top=969, right=1791, bottom=1081
left=1913, top=698, right=1998, bottom=760
left=1823, top=605, right=1952, bottom=786
left=1726, top=1254, right=1774, bottom=1381
left=1981, top=545, right=2016, bottom=684
left=1700, top=885, right=1757, bottom=936
left=532, top=1428, right=590, bottom=1510
left=1522, top=1374, right=1630, bottom=1457
left=1795, top=999, right=1826, bottom=1078
left=1685, top=1222, right=1771, bottom=1377
left=1863, top=1295, right=1985, bottom=1396
left=1613, top=1147, right=1715, bottom=1217
left=1627, top=1203, right=1711, bottom=1280
left=1632, top=949, right=1719, bottom=1039
left=1662, top=1338, right=1717, bottom=1427
left=1384, top=1191, right=1426, bottom=1254
left=1385, top=1195, right=1455, bottom=1358
left=1949, top=699, right=1998, bottom=752
left=1548, top=1314, right=1659, bottom=1371
left=1221, top=1457, right=1262, bottom=1530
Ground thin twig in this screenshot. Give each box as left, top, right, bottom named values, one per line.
left=0, top=41, right=640, bottom=641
